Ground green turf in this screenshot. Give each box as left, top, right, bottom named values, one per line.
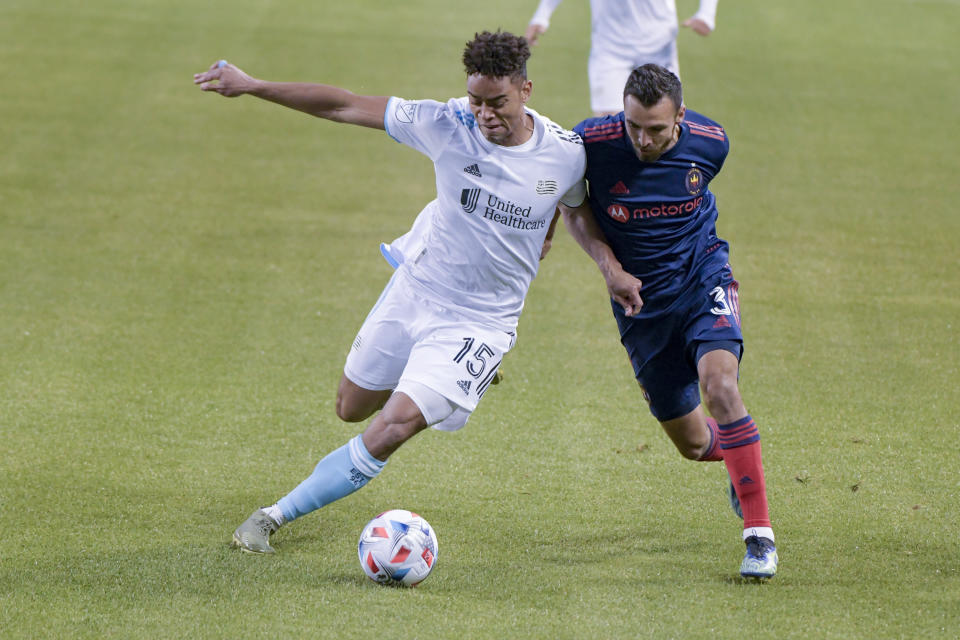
left=1, top=0, right=958, bottom=637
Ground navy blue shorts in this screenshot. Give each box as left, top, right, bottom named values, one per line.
left=617, top=267, right=744, bottom=422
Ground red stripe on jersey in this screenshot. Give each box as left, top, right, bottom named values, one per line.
left=688, top=122, right=724, bottom=134
left=583, top=121, right=623, bottom=133
left=583, top=123, right=623, bottom=140
left=728, top=280, right=741, bottom=325
left=688, top=122, right=725, bottom=141
left=584, top=132, right=622, bottom=143
left=689, top=129, right=726, bottom=141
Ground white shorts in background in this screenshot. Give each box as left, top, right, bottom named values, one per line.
left=343, top=269, right=514, bottom=428
left=588, top=42, right=680, bottom=114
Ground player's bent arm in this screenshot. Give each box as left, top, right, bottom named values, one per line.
left=540, top=209, right=562, bottom=260
left=560, top=201, right=622, bottom=281
left=560, top=201, right=643, bottom=316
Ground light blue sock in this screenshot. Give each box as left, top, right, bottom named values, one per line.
left=277, top=434, right=386, bottom=522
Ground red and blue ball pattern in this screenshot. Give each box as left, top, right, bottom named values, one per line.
left=358, top=509, right=438, bottom=586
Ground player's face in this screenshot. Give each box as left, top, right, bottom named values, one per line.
left=467, top=74, right=533, bottom=146
left=623, top=95, right=685, bottom=162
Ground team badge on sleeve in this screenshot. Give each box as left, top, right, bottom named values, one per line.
left=395, top=101, right=418, bottom=124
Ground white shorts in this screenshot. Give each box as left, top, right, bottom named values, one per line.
left=344, top=269, right=515, bottom=428
left=588, top=42, right=680, bottom=114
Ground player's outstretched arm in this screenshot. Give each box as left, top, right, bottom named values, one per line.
left=193, top=61, right=388, bottom=130
left=560, top=201, right=643, bottom=316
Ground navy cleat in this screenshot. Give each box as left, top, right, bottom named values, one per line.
left=740, top=536, right=777, bottom=578
left=728, top=479, right=743, bottom=519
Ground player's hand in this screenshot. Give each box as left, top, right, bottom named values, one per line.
left=193, top=60, right=256, bottom=97
left=607, top=270, right=643, bottom=317
left=681, top=17, right=712, bottom=36
left=524, top=23, right=548, bottom=46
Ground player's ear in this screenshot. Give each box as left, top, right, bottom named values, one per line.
left=519, top=79, right=532, bottom=103
left=676, top=103, right=686, bottom=122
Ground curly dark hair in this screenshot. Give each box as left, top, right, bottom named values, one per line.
left=623, top=63, right=683, bottom=110
left=462, top=30, right=530, bottom=81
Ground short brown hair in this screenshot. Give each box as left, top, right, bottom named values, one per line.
left=462, top=30, right=530, bottom=81
left=623, top=63, right=683, bottom=111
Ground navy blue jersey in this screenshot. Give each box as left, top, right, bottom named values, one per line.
left=574, top=110, right=731, bottom=318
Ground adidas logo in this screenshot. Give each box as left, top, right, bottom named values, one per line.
left=463, top=163, right=482, bottom=177
left=712, top=315, right=731, bottom=329
left=739, top=475, right=755, bottom=485
left=609, top=180, right=629, bottom=194
left=457, top=379, right=472, bottom=395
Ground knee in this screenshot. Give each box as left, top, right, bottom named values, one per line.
left=701, top=375, right=742, bottom=418
left=364, top=414, right=428, bottom=460
left=676, top=435, right=710, bottom=460
left=336, top=393, right=373, bottom=423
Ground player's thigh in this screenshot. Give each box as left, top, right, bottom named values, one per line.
left=343, top=273, right=417, bottom=395
left=621, top=318, right=701, bottom=422
left=684, top=267, right=744, bottom=350
left=400, top=324, right=514, bottom=420
left=336, top=375, right=392, bottom=422
left=587, top=55, right=634, bottom=114
left=630, top=40, right=680, bottom=77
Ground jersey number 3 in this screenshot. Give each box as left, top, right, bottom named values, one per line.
left=709, top=286, right=732, bottom=316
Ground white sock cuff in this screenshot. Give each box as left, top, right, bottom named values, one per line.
left=264, top=504, right=286, bottom=526
left=348, top=434, right=386, bottom=478
left=743, top=526, right=774, bottom=542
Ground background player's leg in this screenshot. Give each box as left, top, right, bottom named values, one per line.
left=587, top=54, right=633, bottom=117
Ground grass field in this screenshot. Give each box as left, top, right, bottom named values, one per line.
left=2, top=0, right=958, bottom=638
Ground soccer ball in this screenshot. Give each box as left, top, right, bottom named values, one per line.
left=358, top=509, right=439, bottom=586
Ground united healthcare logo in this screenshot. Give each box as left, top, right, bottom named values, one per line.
left=461, top=188, right=481, bottom=213
left=460, top=188, right=545, bottom=231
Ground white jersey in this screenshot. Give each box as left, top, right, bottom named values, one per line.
left=531, top=0, right=718, bottom=61
left=383, top=96, right=586, bottom=332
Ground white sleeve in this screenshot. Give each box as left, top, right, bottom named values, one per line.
left=530, top=0, right=564, bottom=27
left=383, top=97, right=458, bottom=162
left=694, top=0, right=718, bottom=30
left=560, top=177, right=586, bottom=207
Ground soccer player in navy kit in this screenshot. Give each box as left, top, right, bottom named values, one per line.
left=560, top=63, right=778, bottom=578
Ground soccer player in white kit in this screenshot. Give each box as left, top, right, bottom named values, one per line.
left=525, top=0, right=719, bottom=115
left=194, top=31, right=587, bottom=554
